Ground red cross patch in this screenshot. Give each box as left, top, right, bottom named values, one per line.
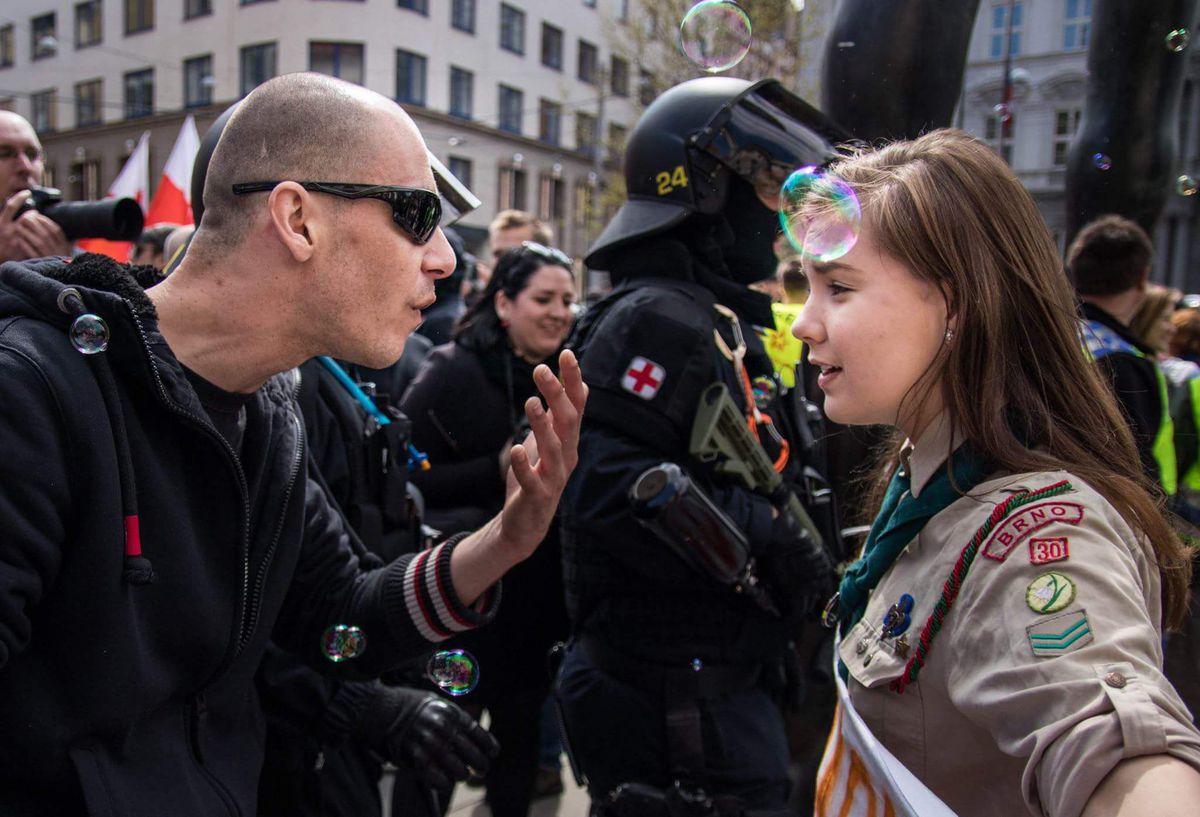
left=622, top=356, right=665, bottom=400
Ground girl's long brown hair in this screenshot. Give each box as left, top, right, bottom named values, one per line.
left=810, top=129, right=1191, bottom=628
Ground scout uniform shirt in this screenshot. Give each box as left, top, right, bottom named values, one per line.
left=838, top=414, right=1200, bottom=817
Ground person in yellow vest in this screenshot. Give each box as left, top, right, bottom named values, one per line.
left=791, top=129, right=1200, bottom=816
left=1068, top=216, right=1178, bottom=497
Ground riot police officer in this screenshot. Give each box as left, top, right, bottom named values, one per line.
left=557, top=76, right=846, bottom=816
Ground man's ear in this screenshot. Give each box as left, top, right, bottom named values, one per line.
left=267, top=182, right=315, bottom=263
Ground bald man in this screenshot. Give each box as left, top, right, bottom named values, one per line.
left=0, top=73, right=585, bottom=815
left=0, top=111, right=71, bottom=263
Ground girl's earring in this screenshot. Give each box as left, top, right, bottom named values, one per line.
left=945, top=328, right=955, bottom=343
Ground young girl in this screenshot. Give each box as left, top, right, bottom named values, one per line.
left=792, top=129, right=1200, bottom=816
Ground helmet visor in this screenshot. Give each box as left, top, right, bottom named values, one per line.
left=690, top=80, right=851, bottom=203
left=429, top=149, right=481, bottom=227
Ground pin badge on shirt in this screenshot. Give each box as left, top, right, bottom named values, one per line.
left=1025, top=571, right=1076, bottom=614
left=881, top=593, right=915, bottom=638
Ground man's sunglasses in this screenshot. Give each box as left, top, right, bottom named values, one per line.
left=232, top=181, right=442, bottom=245
left=520, top=240, right=572, bottom=267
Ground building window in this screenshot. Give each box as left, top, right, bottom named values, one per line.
left=1053, top=108, right=1081, bottom=166
left=396, top=49, right=427, bottom=106
left=124, top=68, right=154, bottom=118
left=608, top=122, right=627, bottom=162
left=1063, top=0, right=1091, bottom=50
left=618, top=0, right=629, bottom=22
left=638, top=69, right=657, bottom=106
left=538, top=173, right=564, bottom=224
left=449, top=66, right=473, bottom=118
left=498, top=84, right=523, bottom=134
left=240, top=42, right=277, bottom=96
left=240, top=0, right=275, bottom=5
left=574, top=178, right=595, bottom=228
left=124, top=0, right=153, bottom=34
left=397, top=0, right=427, bottom=13
left=500, top=4, right=525, bottom=55
left=448, top=155, right=472, bottom=191
left=984, top=113, right=1015, bottom=164
left=184, top=54, right=213, bottom=108
left=541, top=23, right=563, bottom=69
left=451, top=0, right=475, bottom=33
left=0, top=98, right=14, bottom=111
left=185, top=0, right=212, bottom=19
left=576, top=111, right=597, bottom=153
left=32, top=14, right=57, bottom=60
left=610, top=56, right=629, bottom=97
left=583, top=0, right=596, bottom=7
left=578, top=40, right=598, bottom=84
left=0, top=26, right=13, bottom=68
left=498, top=164, right=527, bottom=210
left=309, top=41, right=364, bottom=85
left=69, top=158, right=102, bottom=201
left=75, top=78, right=103, bottom=126
left=989, top=2, right=1023, bottom=59
left=539, top=98, right=562, bottom=145
left=76, top=1, right=103, bottom=49
left=31, top=90, right=57, bottom=133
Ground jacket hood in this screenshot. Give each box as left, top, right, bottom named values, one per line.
left=0, top=253, right=158, bottom=332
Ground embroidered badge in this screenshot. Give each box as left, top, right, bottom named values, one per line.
left=1025, top=571, right=1077, bottom=614
left=881, top=593, right=915, bottom=638
left=982, top=501, right=1084, bottom=562
left=621, top=356, right=665, bottom=400
left=1027, top=609, right=1092, bottom=657
left=1029, top=537, right=1070, bottom=565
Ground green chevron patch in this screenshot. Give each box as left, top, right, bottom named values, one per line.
left=1027, top=609, right=1092, bottom=658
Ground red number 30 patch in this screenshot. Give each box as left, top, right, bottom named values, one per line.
left=1029, top=537, right=1070, bottom=565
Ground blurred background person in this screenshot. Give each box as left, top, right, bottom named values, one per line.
left=161, top=224, right=195, bottom=273
left=401, top=241, right=576, bottom=817
left=1131, top=283, right=1184, bottom=361
left=0, top=111, right=71, bottom=263
left=417, top=226, right=471, bottom=347
left=465, top=210, right=554, bottom=309
left=130, top=223, right=179, bottom=272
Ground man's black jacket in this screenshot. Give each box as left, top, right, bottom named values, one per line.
left=0, top=255, right=496, bottom=816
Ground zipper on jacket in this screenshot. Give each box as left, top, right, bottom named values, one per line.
left=185, top=692, right=242, bottom=817
left=234, top=411, right=305, bottom=659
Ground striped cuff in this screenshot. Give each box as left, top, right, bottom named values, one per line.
left=395, top=533, right=501, bottom=643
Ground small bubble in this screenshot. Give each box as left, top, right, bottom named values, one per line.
left=691, top=658, right=703, bottom=672
left=1167, top=28, right=1190, bottom=52
left=1178, top=175, right=1198, bottom=196
left=679, top=0, right=753, bottom=74
left=779, top=166, right=862, bottom=263
left=321, top=624, right=367, bottom=662
left=69, top=314, right=109, bottom=354
left=1092, top=153, right=1113, bottom=171
left=991, top=102, right=1012, bottom=124
left=426, top=649, right=480, bottom=696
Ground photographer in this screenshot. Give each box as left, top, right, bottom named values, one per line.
left=0, top=111, right=71, bottom=263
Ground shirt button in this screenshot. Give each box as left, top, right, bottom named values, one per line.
left=1104, top=671, right=1128, bottom=689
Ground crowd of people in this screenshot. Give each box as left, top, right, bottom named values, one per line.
left=0, top=68, right=1198, bottom=817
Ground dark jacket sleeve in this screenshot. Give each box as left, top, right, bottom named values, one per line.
left=1097, top=352, right=1163, bottom=481
left=0, top=344, right=74, bottom=669
left=271, top=468, right=499, bottom=680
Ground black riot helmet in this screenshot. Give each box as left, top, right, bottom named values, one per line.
left=191, top=102, right=240, bottom=226
left=586, top=76, right=851, bottom=269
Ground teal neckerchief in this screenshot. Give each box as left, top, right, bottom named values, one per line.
left=837, top=443, right=991, bottom=679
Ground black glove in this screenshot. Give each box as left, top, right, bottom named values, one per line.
left=759, top=508, right=836, bottom=620
left=359, top=685, right=499, bottom=790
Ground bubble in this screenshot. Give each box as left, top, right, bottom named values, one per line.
left=69, top=313, right=109, bottom=354
left=1092, top=153, right=1113, bottom=171
left=1166, top=28, right=1190, bottom=52
left=426, top=649, right=479, bottom=696
left=1178, top=175, right=1198, bottom=196
left=779, top=166, right=862, bottom=263
left=751, top=376, right=777, bottom=410
left=991, top=102, right=1012, bottom=124
left=321, top=624, right=367, bottom=662
left=679, top=0, right=753, bottom=74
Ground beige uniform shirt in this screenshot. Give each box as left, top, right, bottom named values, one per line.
left=839, top=417, right=1200, bottom=817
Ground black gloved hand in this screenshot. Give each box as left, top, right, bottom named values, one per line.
left=759, top=508, right=836, bottom=620
left=359, top=685, right=499, bottom=790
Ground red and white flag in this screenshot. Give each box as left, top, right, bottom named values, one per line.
left=145, top=115, right=199, bottom=227
left=78, top=130, right=150, bottom=262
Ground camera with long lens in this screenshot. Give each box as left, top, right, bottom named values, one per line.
left=14, top=185, right=144, bottom=242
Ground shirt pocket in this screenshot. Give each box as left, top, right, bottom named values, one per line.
left=840, top=615, right=928, bottom=775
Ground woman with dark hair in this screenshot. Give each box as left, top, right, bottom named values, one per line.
left=790, top=129, right=1200, bottom=816
left=400, top=242, right=576, bottom=817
